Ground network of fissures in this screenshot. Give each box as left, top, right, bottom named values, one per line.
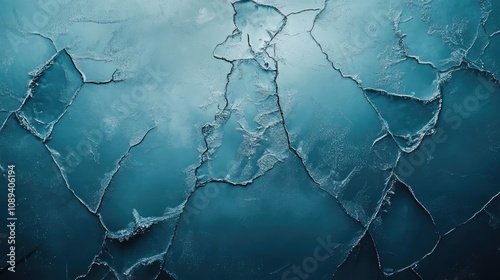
left=0, top=0, right=499, bottom=279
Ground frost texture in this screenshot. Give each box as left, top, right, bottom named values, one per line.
left=0, top=0, right=499, bottom=279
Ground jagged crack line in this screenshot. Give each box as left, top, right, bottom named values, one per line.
left=464, top=56, right=500, bottom=83
left=332, top=230, right=385, bottom=279
left=393, top=12, right=440, bottom=72
left=364, top=170, right=398, bottom=230
left=467, top=24, right=488, bottom=64
left=26, top=31, right=58, bottom=53
left=158, top=187, right=197, bottom=276
left=267, top=2, right=368, bottom=226
left=285, top=8, right=322, bottom=17
left=307, top=24, right=429, bottom=154
left=161, top=2, right=289, bottom=273
left=309, top=31, right=443, bottom=154
left=71, top=18, right=128, bottom=24
left=367, top=231, right=383, bottom=272
left=157, top=67, right=224, bottom=277
left=13, top=49, right=60, bottom=113
left=75, top=239, right=108, bottom=280
left=330, top=226, right=381, bottom=279
left=412, top=267, right=425, bottom=280
left=395, top=175, right=439, bottom=229
left=362, top=163, right=441, bottom=276
left=86, top=242, right=123, bottom=280
left=62, top=49, right=126, bottom=85
left=124, top=253, right=164, bottom=277
left=443, top=191, right=500, bottom=237
left=43, top=85, right=84, bottom=142
left=380, top=176, right=442, bottom=276
left=84, top=69, right=126, bottom=85
left=154, top=269, right=178, bottom=280
left=361, top=91, right=406, bottom=151
left=308, top=1, right=446, bottom=103
left=0, top=114, right=12, bottom=133
left=274, top=63, right=364, bottom=227
left=95, top=125, right=157, bottom=213
left=370, top=133, right=391, bottom=153
left=44, top=144, right=97, bottom=216
left=156, top=61, right=236, bottom=271
left=333, top=176, right=395, bottom=279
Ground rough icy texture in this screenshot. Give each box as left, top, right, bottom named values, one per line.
left=16, top=50, right=83, bottom=141
left=0, top=0, right=499, bottom=279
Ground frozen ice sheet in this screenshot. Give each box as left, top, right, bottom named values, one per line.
left=0, top=0, right=499, bottom=279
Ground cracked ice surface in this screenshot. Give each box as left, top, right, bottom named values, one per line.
left=0, top=0, right=499, bottom=279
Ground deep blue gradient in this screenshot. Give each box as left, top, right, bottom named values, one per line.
left=0, top=0, right=499, bottom=279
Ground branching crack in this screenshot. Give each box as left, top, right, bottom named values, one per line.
left=95, top=125, right=157, bottom=213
